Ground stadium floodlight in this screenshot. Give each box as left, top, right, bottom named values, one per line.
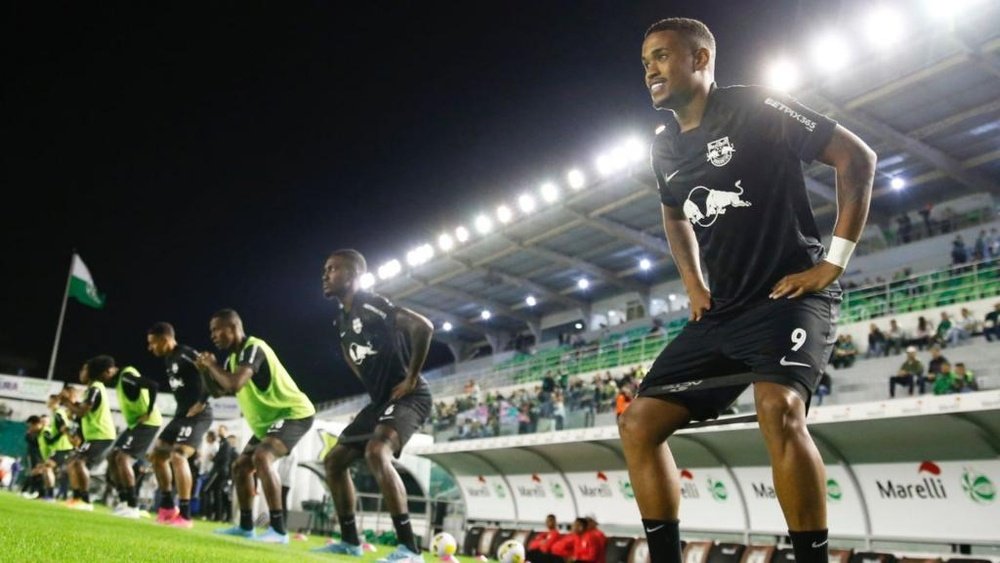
left=377, top=259, right=401, bottom=280
left=442, top=321, right=453, bottom=332
left=810, top=33, right=851, bottom=73
left=923, top=0, right=976, bottom=21
left=595, top=153, right=614, bottom=177
left=890, top=177, right=906, bottom=190
left=668, top=293, right=676, bottom=301
left=497, top=204, right=513, bottom=224
left=864, top=7, right=904, bottom=47
left=567, top=169, right=586, bottom=190
left=765, top=58, right=800, bottom=92
left=474, top=214, right=493, bottom=234
left=525, top=295, right=537, bottom=307
left=406, top=246, right=427, bottom=267
left=624, top=137, right=646, bottom=163
left=574, top=322, right=583, bottom=330
left=518, top=193, right=536, bottom=213
left=481, top=309, right=492, bottom=320
left=639, top=258, right=652, bottom=271
left=359, top=272, right=375, bottom=290
left=455, top=225, right=470, bottom=243
left=438, top=233, right=454, bottom=252
left=540, top=182, right=560, bottom=203
left=577, top=278, right=590, bottom=290
left=609, top=147, right=629, bottom=171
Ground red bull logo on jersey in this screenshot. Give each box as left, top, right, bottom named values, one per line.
left=707, top=136, right=735, bottom=167
left=683, top=180, right=752, bottom=227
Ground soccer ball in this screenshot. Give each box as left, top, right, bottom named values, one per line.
left=431, top=531, right=458, bottom=558
left=497, top=539, right=526, bottom=563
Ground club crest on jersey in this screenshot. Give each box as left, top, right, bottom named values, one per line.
left=349, top=342, right=377, bottom=365
left=352, top=318, right=363, bottom=334
left=683, top=180, right=752, bottom=228
left=707, top=136, right=735, bottom=167
left=170, top=362, right=179, bottom=374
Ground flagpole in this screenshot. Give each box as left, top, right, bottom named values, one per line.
left=46, top=252, right=75, bottom=381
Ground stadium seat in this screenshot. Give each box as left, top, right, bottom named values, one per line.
left=899, top=558, right=943, bottom=563
left=604, top=536, right=636, bottom=563
left=509, top=529, right=533, bottom=546
left=462, top=526, right=484, bottom=556
left=849, top=551, right=897, bottom=563
left=830, top=548, right=855, bottom=563
left=488, top=528, right=519, bottom=559
left=708, top=542, right=747, bottom=563
left=771, top=547, right=796, bottom=563
left=945, top=559, right=991, bottom=563
left=684, top=540, right=715, bottom=563
left=478, top=527, right=499, bottom=558
left=628, top=538, right=650, bottom=563
left=740, top=545, right=776, bottom=563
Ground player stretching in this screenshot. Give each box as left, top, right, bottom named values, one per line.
left=61, top=355, right=120, bottom=510
left=314, top=249, right=433, bottom=563
left=196, top=309, right=315, bottom=544
left=621, top=18, right=875, bottom=562
left=108, top=363, right=162, bottom=518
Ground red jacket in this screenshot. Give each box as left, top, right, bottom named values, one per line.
left=549, top=533, right=579, bottom=559
left=584, top=529, right=607, bottom=563
left=528, top=530, right=561, bottom=554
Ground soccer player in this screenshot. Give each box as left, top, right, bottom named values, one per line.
left=22, top=415, right=46, bottom=499
left=39, top=395, right=74, bottom=500
left=622, top=18, right=875, bottom=563
left=146, top=322, right=214, bottom=527
left=315, top=249, right=433, bottom=562
left=61, top=355, right=120, bottom=510
left=196, top=309, right=315, bottom=544
left=107, top=363, right=163, bottom=518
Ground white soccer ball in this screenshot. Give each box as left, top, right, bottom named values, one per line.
left=497, top=539, right=526, bottom=563
left=431, top=531, right=458, bottom=558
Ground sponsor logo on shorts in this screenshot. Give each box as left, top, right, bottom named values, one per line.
left=656, top=380, right=704, bottom=393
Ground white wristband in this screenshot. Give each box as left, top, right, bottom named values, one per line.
left=824, top=236, right=856, bottom=269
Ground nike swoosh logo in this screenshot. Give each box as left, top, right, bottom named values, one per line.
left=645, top=524, right=665, bottom=533
left=812, top=540, right=828, bottom=549
left=399, top=519, right=409, bottom=526
left=664, top=170, right=680, bottom=184
left=780, top=356, right=811, bottom=368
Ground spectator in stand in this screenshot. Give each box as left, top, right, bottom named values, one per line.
left=584, top=514, right=607, bottom=563
left=830, top=334, right=858, bottom=369
left=867, top=323, right=887, bottom=358
left=649, top=317, right=664, bottom=335
left=549, top=518, right=588, bottom=563
left=886, top=319, right=906, bottom=355
left=919, top=203, right=934, bottom=237
left=989, top=228, right=1000, bottom=258
left=815, top=370, right=832, bottom=406
left=552, top=391, right=566, bottom=431
left=926, top=345, right=949, bottom=386
left=615, top=385, right=633, bottom=420
left=950, top=308, right=977, bottom=345
left=932, top=361, right=979, bottom=395
left=527, top=514, right=562, bottom=563
left=935, top=311, right=957, bottom=347
left=974, top=230, right=987, bottom=262
left=896, top=213, right=913, bottom=243
left=951, top=235, right=968, bottom=265
left=984, top=303, right=1000, bottom=342
left=890, top=346, right=925, bottom=397
left=910, top=316, right=933, bottom=350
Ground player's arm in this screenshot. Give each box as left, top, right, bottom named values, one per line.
left=180, top=350, right=210, bottom=416
left=662, top=203, right=711, bottom=321
left=390, top=307, right=434, bottom=400
left=196, top=351, right=255, bottom=394
left=771, top=125, right=876, bottom=299
left=133, top=375, right=159, bottom=424
left=60, top=388, right=95, bottom=417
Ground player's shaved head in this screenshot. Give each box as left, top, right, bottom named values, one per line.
left=211, top=308, right=242, bottom=328
left=147, top=321, right=175, bottom=338
left=329, top=249, right=367, bottom=274
left=645, top=17, right=716, bottom=59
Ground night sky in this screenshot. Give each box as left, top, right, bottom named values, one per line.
left=2, top=1, right=844, bottom=402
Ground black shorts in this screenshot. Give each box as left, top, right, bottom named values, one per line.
left=49, top=450, right=71, bottom=468
left=158, top=413, right=213, bottom=449
left=638, top=295, right=838, bottom=421
left=339, top=391, right=432, bottom=457
left=73, top=439, right=114, bottom=469
left=243, top=416, right=314, bottom=455
left=113, top=424, right=160, bottom=457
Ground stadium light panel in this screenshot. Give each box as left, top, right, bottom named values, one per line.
left=359, top=272, right=375, bottom=290
left=624, top=137, right=646, bottom=163
left=525, top=295, right=537, bottom=307
left=438, top=233, right=454, bottom=251
left=377, top=259, right=401, bottom=280
left=455, top=225, right=470, bottom=243
left=865, top=7, right=904, bottom=47
left=518, top=193, right=537, bottom=213
left=574, top=322, right=583, bottom=330
left=577, top=278, right=590, bottom=290
left=481, top=309, right=491, bottom=320
left=474, top=214, right=493, bottom=234
left=639, top=258, right=652, bottom=271
left=765, top=59, right=800, bottom=92
left=540, top=182, right=559, bottom=203
left=567, top=169, right=586, bottom=190
left=442, top=321, right=453, bottom=332
left=496, top=204, right=513, bottom=224
left=609, top=147, right=629, bottom=171
left=923, top=0, right=975, bottom=20
left=668, top=293, right=676, bottom=301
left=891, top=177, right=906, bottom=190
left=595, top=153, right=614, bottom=177
left=811, top=33, right=851, bottom=73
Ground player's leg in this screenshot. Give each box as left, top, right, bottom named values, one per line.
left=365, top=425, right=421, bottom=555
left=169, top=445, right=197, bottom=523
left=319, top=444, right=365, bottom=553
left=214, top=446, right=257, bottom=537
left=149, top=439, right=177, bottom=521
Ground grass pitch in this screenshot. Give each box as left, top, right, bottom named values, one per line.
left=0, top=492, right=476, bottom=562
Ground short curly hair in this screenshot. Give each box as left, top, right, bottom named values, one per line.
left=645, top=17, right=716, bottom=57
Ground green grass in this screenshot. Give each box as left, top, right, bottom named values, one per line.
left=0, top=492, right=477, bottom=562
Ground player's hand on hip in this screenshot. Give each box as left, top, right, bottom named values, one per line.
left=770, top=261, right=843, bottom=299
left=689, top=285, right=712, bottom=322
left=390, top=377, right=418, bottom=401
left=135, top=413, right=149, bottom=425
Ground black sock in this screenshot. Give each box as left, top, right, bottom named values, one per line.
left=642, top=519, right=681, bottom=563
left=179, top=499, right=191, bottom=520
left=240, top=509, right=254, bottom=531
left=160, top=492, right=175, bottom=510
left=45, top=487, right=54, bottom=498
left=123, top=489, right=136, bottom=508
left=339, top=514, right=360, bottom=545
left=81, top=491, right=90, bottom=503
left=72, top=489, right=83, bottom=500
left=789, top=529, right=829, bottom=563
left=118, top=489, right=128, bottom=503
left=269, top=509, right=286, bottom=535
left=392, top=513, right=417, bottom=553
left=281, top=486, right=290, bottom=524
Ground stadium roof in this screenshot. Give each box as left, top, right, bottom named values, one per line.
left=374, top=4, right=1000, bottom=348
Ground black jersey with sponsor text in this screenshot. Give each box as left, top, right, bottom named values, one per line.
left=165, top=344, right=212, bottom=417
left=651, top=84, right=841, bottom=318
left=334, top=291, right=429, bottom=406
